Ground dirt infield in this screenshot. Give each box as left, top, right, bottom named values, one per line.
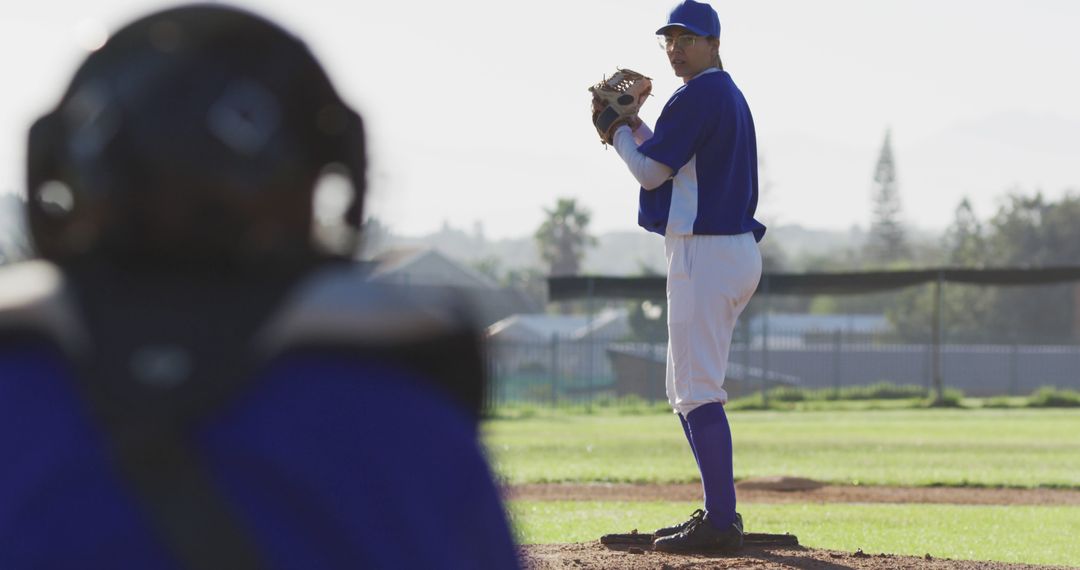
left=521, top=542, right=1075, bottom=570
left=513, top=481, right=1080, bottom=569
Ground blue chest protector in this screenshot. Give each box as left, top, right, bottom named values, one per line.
left=0, top=261, right=518, bottom=570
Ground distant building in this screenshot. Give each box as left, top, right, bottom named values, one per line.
left=369, top=247, right=543, bottom=326
left=486, top=308, right=629, bottom=343
left=370, top=247, right=499, bottom=289
left=746, top=313, right=891, bottom=346
left=485, top=309, right=630, bottom=399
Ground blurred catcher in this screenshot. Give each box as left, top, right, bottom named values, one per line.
left=1, top=4, right=517, bottom=569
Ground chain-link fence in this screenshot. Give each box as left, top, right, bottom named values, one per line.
left=483, top=271, right=1080, bottom=408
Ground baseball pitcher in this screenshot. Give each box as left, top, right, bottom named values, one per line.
left=591, top=0, right=766, bottom=554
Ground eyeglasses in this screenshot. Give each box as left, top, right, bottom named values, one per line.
left=657, top=35, right=700, bottom=51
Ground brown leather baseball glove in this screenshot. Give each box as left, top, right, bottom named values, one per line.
left=588, top=68, right=652, bottom=145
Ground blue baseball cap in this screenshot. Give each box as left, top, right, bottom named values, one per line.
left=656, top=0, right=720, bottom=38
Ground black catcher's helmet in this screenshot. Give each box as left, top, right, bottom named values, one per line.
left=26, top=4, right=365, bottom=264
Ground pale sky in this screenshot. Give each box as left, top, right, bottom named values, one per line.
left=2, top=0, right=1079, bottom=240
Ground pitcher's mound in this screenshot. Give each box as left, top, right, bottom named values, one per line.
left=736, top=476, right=825, bottom=492
left=521, top=542, right=1064, bottom=570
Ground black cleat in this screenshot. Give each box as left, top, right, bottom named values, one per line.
left=653, top=512, right=744, bottom=553
left=653, top=508, right=705, bottom=538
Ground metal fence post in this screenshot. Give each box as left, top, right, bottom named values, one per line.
left=924, top=341, right=932, bottom=396
left=832, top=329, right=842, bottom=397
left=1009, top=343, right=1020, bottom=396
left=550, top=333, right=559, bottom=407
left=652, top=341, right=662, bottom=402
left=761, top=275, right=771, bottom=408
left=742, top=316, right=751, bottom=384
left=585, top=277, right=595, bottom=410
left=932, top=271, right=945, bottom=405
left=485, top=342, right=495, bottom=412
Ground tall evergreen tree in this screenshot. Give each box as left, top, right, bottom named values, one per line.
left=864, top=130, right=909, bottom=265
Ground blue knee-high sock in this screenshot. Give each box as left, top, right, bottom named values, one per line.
left=678, top=413, right=701, bottom=470
left=685, top=402, right=737, bottom=529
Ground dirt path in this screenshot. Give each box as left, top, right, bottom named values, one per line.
left=521, top=542, right=1075, bottom=570
left=507, top=482, right=1080, bottom=506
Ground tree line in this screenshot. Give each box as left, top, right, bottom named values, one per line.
left=797, top=131, right=1080, bottom=345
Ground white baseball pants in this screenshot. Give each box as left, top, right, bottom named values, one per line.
left=665, top=232, right=762, bottom=416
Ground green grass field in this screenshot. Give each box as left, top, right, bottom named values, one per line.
left=510, top=501, right=1080, bottom=567
left=483, top=408, right=1080, bottom=488
left=490, top=408, right=1080, bottom=565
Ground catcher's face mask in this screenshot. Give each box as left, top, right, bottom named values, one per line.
left=27, top=5, right=367, bottom=265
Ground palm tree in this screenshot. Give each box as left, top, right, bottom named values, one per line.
left=535, top=198, right=596, bottom=277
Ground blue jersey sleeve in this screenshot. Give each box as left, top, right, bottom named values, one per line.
left=638, top=85, right=713, bottom=172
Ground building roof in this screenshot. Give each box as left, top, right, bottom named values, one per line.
left=748, top=313, right=890, bottom=335
left=369, top=247, right=500, bottom=290
left=487, top=308, right=629, bottom=341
